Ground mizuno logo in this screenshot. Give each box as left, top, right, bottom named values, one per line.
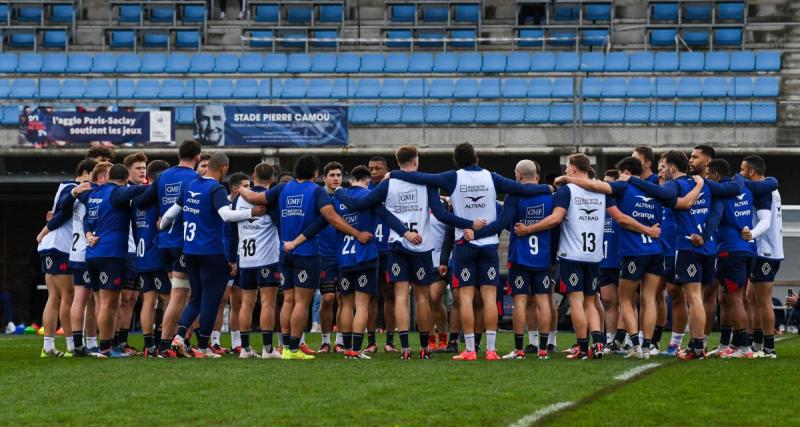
left=635, top=195, right=653, bottom=202
left=465, top=196, right=484, bottom=203
left=188, top=191, right=201, bottom=198
left=736, top=193, right=746, bottom=201
left=580, top=209, right=598, bottom=215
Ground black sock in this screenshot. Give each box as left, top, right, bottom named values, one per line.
left=176, top=326, right=188, bottom=340
left=353, top=333, right=364, bottom=352
left=386, top=332, right=394, bottom=345
left=753, top=328, right=764, bottom=345
left=73, top=332, right=84, bottom=350
left=591, top=331, right=604, bottom=345
left=343, top=332, right=352, bottom=350
left=112, top=331, right=120, bottom=347
left=539, top=334, right=548, bottom=351
left=578, top=338, right=589, bottom=354
left=368, top=331, right=376, bottom=346
left=419, top=331, right=429, bottom=349
left=158, top=338, right=170, bottom=352
left=613, top=329, right=626, bottom=346
left=642, top=338, right=651, bottom=350
left=281, top=333, right=290, bottom=347
left=448, top=332, right=459, bottom=343
left=241, top=331, right=250, bottom=349
left=689, top=338, right=704, bottom=352
left=475, top=333, right=482, bottom=348
left=198, top=334, right=210, bottom=350
left=652, top=325, right=664, bottom=347
left=289, top=336, right=300, bottom=351
left=733, top=329, right=747, bottom=348
left=100, top=339, right=113, bottom=352
left=631, top=334, right=640, bottom=347
left=399, top=330, right=409, bottom=350
left=118, top=329, right=129, bottom=346
left=765, top=335, right=775, bottom=352
left=514, top=334, right=524, bottom=351
left=262, top=331, right=273, bottom=352
left=143, top=334, right=154, bottom=350
left=720, top=325, right=733, bottom=346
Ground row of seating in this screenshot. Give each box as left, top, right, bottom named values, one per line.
left=648, top=27, right=744, bottom=48
left=112, top=2, right=206, bottom=27
left=247, top=2, right=344, bottom=25
left=649, top=2, right=745, bottom=23
left=386, top=3, right=481, bottom=25
left=0, top=76, right=778, bottom=100
left=0, top=2, right=76, bottom=26
left=0, top=50, right=781, bottom=74
left=106, top=28, right=202, bottom=50
left=516, top=28, right=610, bottom=48
left=517, top=2, right=613, bottom=23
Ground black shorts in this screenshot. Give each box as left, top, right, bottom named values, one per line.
left=163, top=247, right=187, bottom=274
left=452, top=243, right=500, bottom=288
left=123, top=256, right=138, bottom=291
left=386, top=246, right=433, bottom=286
left=280, top=254, right=320, bottom=290
left=86, top=257, right=127, bottom=291
left=598, top=268, right=619, bottom=288
left=716, top=254, right=753, bottom=294
left=340, top=266, right=378, bottom=296
left=558, top=259, right=599, bottom=296
left=72, top=268, right=94, bottom=290
left=750, top=257, right=781, bottom=283
left=673, top=250, right=715, bottom=286
left=40, top=253, right=71, bottom=276
left=662, top=255, right=676, bottom=282
left=508, top=268, right=552, bottom=295
left=139, top=270, right=171, bottom=294
left=619, top=254, right=663, bottom=281
left=239, top=263, right=280, bottom=290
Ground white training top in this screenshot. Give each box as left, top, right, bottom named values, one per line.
left=38, top=181, right=75, bottom=255
left=385, top=179, right=433, bottom=252
left=429, top=211, right=448, bottom=268
left=69, top=200, right=87, bottom=264
left=756, top=189, right=784, bottom=260
left=450, top=169, right=498, bottom=246
left=557, top=183, right=606, bottom=263
left=234, top=194, right=279, bottom=268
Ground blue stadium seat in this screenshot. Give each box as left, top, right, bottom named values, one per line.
left=422, top=5, right=448, bottom=22
left=683, top=29, right=710, bottom=46
left=714, top=29, right=741, bottom=46
left=679, top=52, right=705, bottom=72
left=176, top=30, right=201, bottom=49
left=319, top=4, right=343, bottom=23
left=384, top=53, right=410, bottom=73
left=281, top=79, right=307, bottom=99
left=502, top=78, right=529, bottom=98
left=18, top=5, right=42, bottom=23
left=287, top=54, right=312, bottom=73
left=585, top=3, right=611, bottom=20
left=391, top=4, right=415, bottom=23
left=624, top=103, right=651, bottom=123
left=500, top=103, right=526, bottom=123
left=650, top=28, right=677, bottom=46
left=684, top=3, right=711, bottom=21
left=141, top=54, right=167, bottom=73
left=17, top=53, right=42, bottom=73
left=433, top=53, right=458, bottom=73
left=401, top=104, right=424, bottom=124
left=159, top=79, right=185, bottom=99
left=150, top=5, right=175, bottom=23
left=86, top=79, right=111, bottom=98
left=675, top=102, right=700, bottom=122
left=582, top=102, right=601, bottom=123
left=455, top=4, right=480, bottom=22
left=552, top=78, right=573, bottom=98
left=287, top=5, right=312, bottom=24
left=67, top=53, right=93, bottom=73
left=730, top=51, right=755, bottom=72
left=604, top=52, right=629, bottom=72
left=599, top=103, right=625, bottom=123
left=110, top=30, right=135, bottom=49
left=189, top=54, right=215, bottom=73
left=506, top=52, right=531, bottom=72
left=331, top=79, right=356, bottom=98
left=134, top=80, right=160, bottom=99
left=386, top=29, right=412, bottom=48
left=232, top=79, right=259, bottom=98
left=656, top=77, right=677, bottom=98
left=454, top=79, right=479, bottom=99
left=651, top=3, right=678, bottom=21
left=522, top=103, right=552, bottom=123
left=652, top=102, right=676, bottom=123
left=175, top=106, right=194, bottom=125
left=718, top=2, right=745, bottom=21
left=249, top=30, right=273, bottom=48
left=182, top=4, right=206, bottom=24
left=350, top=105, right=376, bottom=124
left=751, top=102, right=777, bottom=123
left=554, top=4, right=579, bottom=21
left=118, top=4, right=142, bottom=24
left=0, top=53, right=17, bottom=73
left=733, top=77, right=754, bottom=97
left=475, top=103, right=500, bottom=124
left=42, top=30, right=68, bottom=49
left=237, top=53, right=264, bottom=73
left=8, top=31, right=35, bottom=49
left=257, top=79, right=280, bottom=98
left=0, top=5, right=7, bottom=24
left=478, top=78, right=501, bottom=99
left=254, top=4, right=279, bottom=22
left=10, top=79, right=37, bottom=98
left=376, top=104, right=402, bottom=124
left=379, top=79, right=405, bottom=99
left=336, top=53, right=360, bottom=73
left=654, top=52, right=678, bottom=72
left=428, top=79, right=454, bottom=98
left=262, top=53, right=288, bottom=73
left=627, top=78, right=653, bottom=98
left=705, top=52, right=730, bottom=72
left=409, top=53, right=434, bottom=73
left=629, top=52, right=654, bottom=72
left=282, top=30, right=308, bottom=48
left=404, top=79, right=425, bottom=98
left=450, top=29, right=477, bottom=48
left=311, top=53, right=337, bottom=73
left=92, top=53, right=117, bottom=73
left=702, top=77, right=729, bottom=97
left=582, top=78, right=603, bottom=98
left=555, top=52, right=579, bottom=72
left=551, top=30, right=577, bottom=47
left=677, top=77, right=703, bottom=98
left=528, top=78, right=553, bottom=98
left=531, top=53, right=556, bottom=72
left=482, top=53, right=506, bottom=73
left=753, top=77, right=780, bottom=97
left=208, top=79, right=234, bottom=99
left=184, top=79, right=209, bottom=98
left=518, top=29, right=544, bottom=48
left=39, top=79, right=61, bottom=99
left=165, top=53, right=190, bottom=73
left=602, top=78, right=627, bottom=98
left=143, top=31, right=170, bottom=49
left=756, top=51, right=781, bottom=72
left=418, top=31, right=444, bottom=48
left=425, top=104, right=451, bottom=124
left=726, top=102, right=751, bottom=122
left=41, top=53, right=67, bottom=73
left=1, top=106, right=20, bottom=125
left=700, top=102, right=726, bottom=123
left=582, top=29, right=609, bottom=47
left=458, top=52, right=482, bottom=73
left=450, top=104, right=476, bottom=124
left=581, top=52, right=605, bottom=72
left=360, top=54, right=385, bottom=73
left=549, top=103, right=574, bottom=123
left=354, top=79, right=380, bottom=99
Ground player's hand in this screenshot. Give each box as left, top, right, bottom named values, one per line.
left=692, top=175, right=704, bottom=185
left=283, top=240, right=296, bottom=253
left=514, top=222, right=529, bottom=236
left=463, top=229, right=474, bottom=241
left=383, top=172, right=390, bottom=181
left=251, top=205, right=266, bottom=217
left=785, top=294, right=798, bottom=308
left=228, top=262, right=238, bottom=277
left=36, top=229, right=47, bottom=243
left=438, top=264, right=447, bottom=277
left=647, top=223, right=661, bottom=239
left=86, top=232, right=99, bottom=247
left=356, top=231, right=373, bottom=245
left=45, top=210, right=54, bottom=222
left=73, top=181, right=92, bottom=196
left=554, top=176, right=569, bottom=186
left=617, top=173, right=631, bottom=182
left=404, top=231, right=422, bottom=245
left=472, top=219, right=487, bottom=230
left=689, top=234, right=704, bottom=247
left=741, top=226, right=753, bottom=241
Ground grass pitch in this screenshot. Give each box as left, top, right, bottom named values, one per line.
left=1, top=333, right=797, bottom=426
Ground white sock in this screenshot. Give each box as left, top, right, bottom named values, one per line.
left=65, top=336, right=75, bottom=352
left=486, top=330, right=497, bottom=351
left=547, top=331, right=557, bottom=346
left=670, top=332, right=684, bottom=347
left=322, top=333, right=331, bottom=344
left=300, top=333, right=306, bottom=344
left=211, top=331, right=221, bottom=346
left=625, top=335, right=633, bottom=347
left=638, top=331, right=644, bottom=344
left=528, top=330, right=538, bottom=345
left=86, top=336, right=98, bottom=349
left=43, top=336, right=55, bottom=351
left=464, top=333, right=475, bottom=352
left=702, top=335, right=708, bottom=349
left=335, top=333, right=344, bottom=346
left=606, top=332, right=615, bottom=344
left=231, top=330, right=241, bottom=348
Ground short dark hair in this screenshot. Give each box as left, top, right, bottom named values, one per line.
left=634, top=146, right=654, bottom=165
left=453, top=143, right=478, bottom=169
left=350, top=165, right=371, bottom=182
left=662, top=150, right=690, bottom=173
left=228, top=172, right=249, bottom=189
left=75, top=159, right=97, bottom=176
left=694, top=144, right=716, bottom=159
left=323, top=161, right=343, bottom=177
left=294, top=155, right=320, bottom=180
left=254, top=163, right=275, bottom=182
left=743, top=155, right=766, bottom=175
left=604, top=169, right=620, bottom=180
left=615, top=156, right=644, bottom=177
left=123, top=152, right=148, bottom=169
left=278, top=171, right=295, bottom=181
left=109, top=164, right=130, bottom=181
left=86, top=145, right=114, bottom=162
left=146, top=160, right=170, bottom=180
left=708, top=159, right=731, bottom=178
left=178, top=140, right=202, bottom=161
left=568, top=153, right=591, bottom=173
left=368, top=156, right=387, bottom=166
left=395, top=146, right=418, bottom=165
left=207, top=153, right=229, bottom=171
left=199, top=153, right=212, bottom=162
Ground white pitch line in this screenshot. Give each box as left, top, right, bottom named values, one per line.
left=775, top=336, right=789, bottom=342
left=507, top=402, right=574, bottom=427
left=613, top=362, right=662, bottom=381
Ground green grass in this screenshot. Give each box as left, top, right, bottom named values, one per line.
left=1, top=333, right=797, bottom=426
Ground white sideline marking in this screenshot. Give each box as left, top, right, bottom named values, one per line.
left=775, top=336, right=789, bottom=342
left=507, top=402, right=574, bottom=427
left=613, top=362, right=662, bottom=381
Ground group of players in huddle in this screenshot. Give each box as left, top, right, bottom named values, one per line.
left=34, top=140, right=784, bottom=361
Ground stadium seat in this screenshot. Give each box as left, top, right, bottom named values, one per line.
left=551, top=30, right=578, bottom=47
left=652, top=102, right=676, bottom=123
left=336, top=53, right=360, bottom=73
left=428, top=79, right=454, bottom=98
left=384, top=53, right=410, bottom=73
left=481, top=53, right=506, bottom=73
left=518, top=29, right=544, bottom=47
left=425, top=104, right=451, bottom=124
left=714, top=29, right=741, bottom=46
left=42, top=30, right=68, bottom=49
left=532, top=52, right=557, bottom=72
left=86, top=80, right=111, bottom=99
left=8, top=31, right=35, bottom=49
left=454, top=79, right=479, bottom=99
left=552, top=78, right=574, bottom=98
left=500, top=103, right=526, bottom=123
left=118, top=4, right=142, bottom=24
left=733, top=77, right=754, bottom=97
left=700, top=102, right=726, bottom=123
left=527, top=78, right=551, bottom=98
left=581, top=52, right=605, bottom=72
left=502, top=78, right=530, bottom=98
left=210, top=53, right=238, bottom=73
left=582, top=102, right=601, bottom=123
left=188, top=54, right=215, bottom=73
left=753, top=77, right=780, bottom=97
left=17, top=53, right=43, bottom=73
left=232, top=79, right=259, bottom=98
left=401, top=104, right=424, bottom=124
left=677, top=77, right=703, bottom=98
left=175, top=106, right=194, bottom=125
left=354, top=79, right=380, bottom=99
left=110, top=30, right=136, bottom=49
left=506, top=52, right=531, bottom=72
left=705, top=52, right=730, bottom=72
left=257, top=79, right=279, bottom=98
left=375, top=104, right=402, bottom=124
left=41, top=53, right=67, bottom=73
left=280, top=79, right=307, bottom=99
left=185, top=79, right=209, bottom=98
left=450, top=104, right=476, bottom=124
left=287, top=54, right=312, bottom=73
left=751, top=102, right=777, bottom=123
left=599, top=103, right=625, bottom=122
left=262, top=53, right=288, bottom=73
left=478, top=79, right=501, bottom=99
left=553, top=52, right=579, bottom=71
left=134, top=80, right=160, bottom=99
left=237, top=53, right=264, bottom=73
left=249, top=30, right=273, bottom=48
left=602, top=78, right=627, bottom=98
left=208, top=79, right=234, bottom=99
left=433, top=53, right=458, bottom=73
left=165, top=54, right=191, bottom=73
left=455, top=4, right=480, bottom=23
left=582, top=29, right=609, bottom=47
left=726, top=102, right=751, bottom=122
left=311, top=53, right=337, bottom=73
left=585, top=3, right=611, bottom=20
left=654, top=52, right=679, bottom=72
left=422, top=5, right=448, bottom=22
left=418, top=31, right=444, bottom=48
left=650, top=28, right=677, bottom=46
left=656, top=78, right=678, bottom=98
left=409, top=53, right=434, bottom=73
left=350, top=105, right=376, bottom=124
left=604, top=52, right=629, bottom=72
left=756, top=51, right=781, bottom=72
left=450, top=29, right=477, bottom=48
left=140, top=54, right=167, bottom=74
left=319, top=4, right=343, bottom=23
left=144, top=31, right=170, bottom=48
left=675, top=102, right=700, bottom=122
left=391, top=4, right=415, bottom=23
left=549, top=103, right=574, bottom=123
left=679, top=52, right=705, bottom=72
left=150, top=5, right=175, bottom=23
left=67, top=53, right=93, bottom=73
left=627, top=78, right=653, bottom=98
left=0, top=5, right=7, bottom=24
left=10, top=79, right=37, bottom=98
left=683, top=30, right=710, bottom=46
left=287, top=5, right=312, bottom=24
left=718, top=2, right=745, bottom=21
left=458, top=52, right=482, bottom=73
left=182, top=4, right=206, bottom=24
left=379, top=79, right=405, bottom=99
left=18, top=5, right=42, bottom=23
left=730, top=51, right=755, bottom=72
left=624, top=103, right=651, bottom=123
left=306, top=79, right=332, bottom=98
left=175, top=30, right=201, bottom=49
left=331, top=79, right=356, bottom=98
left=0, top=53, right=17, bottom=73
left=39, top=79, right=61, bottom=99
left=629, top=52, right=655, bottom=72
left=159, top=79, right=185, bottom=99
left=1, top=106, right=20, bottom=125
left=359, top=54, right=384, bottom=73
left=254, top=4, right=279, bottom=22
left=702, top=77, right=729, bottom=97
left=651, top=3, right=678, bottom=21
left=110, top=79, right=134, bottom=98
left=475, top=103, right=500, bottom=124
left=92, top=53, right=117, bottom=73
left=582, top=78, right=603, bottom=98
left=684, top=3, right=711, bottom=21
left=554, top=4, right=579, bottom=21
left=386, top=29, right=412, bottom=48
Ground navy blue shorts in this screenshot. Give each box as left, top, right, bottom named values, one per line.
left=750, top=257, right=781, bottom=283
left=164, top=247, right=187, bottom=274
left=239, top=263, right=280, bottom=290
left=386, top=246, right=432, bottom=286
left=673, top=250, right=715, bottom=286
left=716, top=254, right=753, bottom=294
left=139, top=270, right=171, bottom=294
left=662, top=256, right=676, bottom=282
left=452, top=243, right=500, bottom=288
left=620, top=254, right=663, bottom=281
left=508, top=268, right=552, bottom=295
left=280, top=254, right=321, bottom=291
left=598, top=268, right=619, bottom=287
left=558, top=259, right=599, bottom=296
left=378, top=252, right=392, bottom=298
left=40, top=253, right=71, bottom=276
left=123, top=255, right=138, bottom=291
left=319, top=256, right=339, bottom=294
left=72, top=268, right=93, bottom=290
left=86, top=257, right=127, bottom=291
left=340, top=266, right=378, bottom=296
